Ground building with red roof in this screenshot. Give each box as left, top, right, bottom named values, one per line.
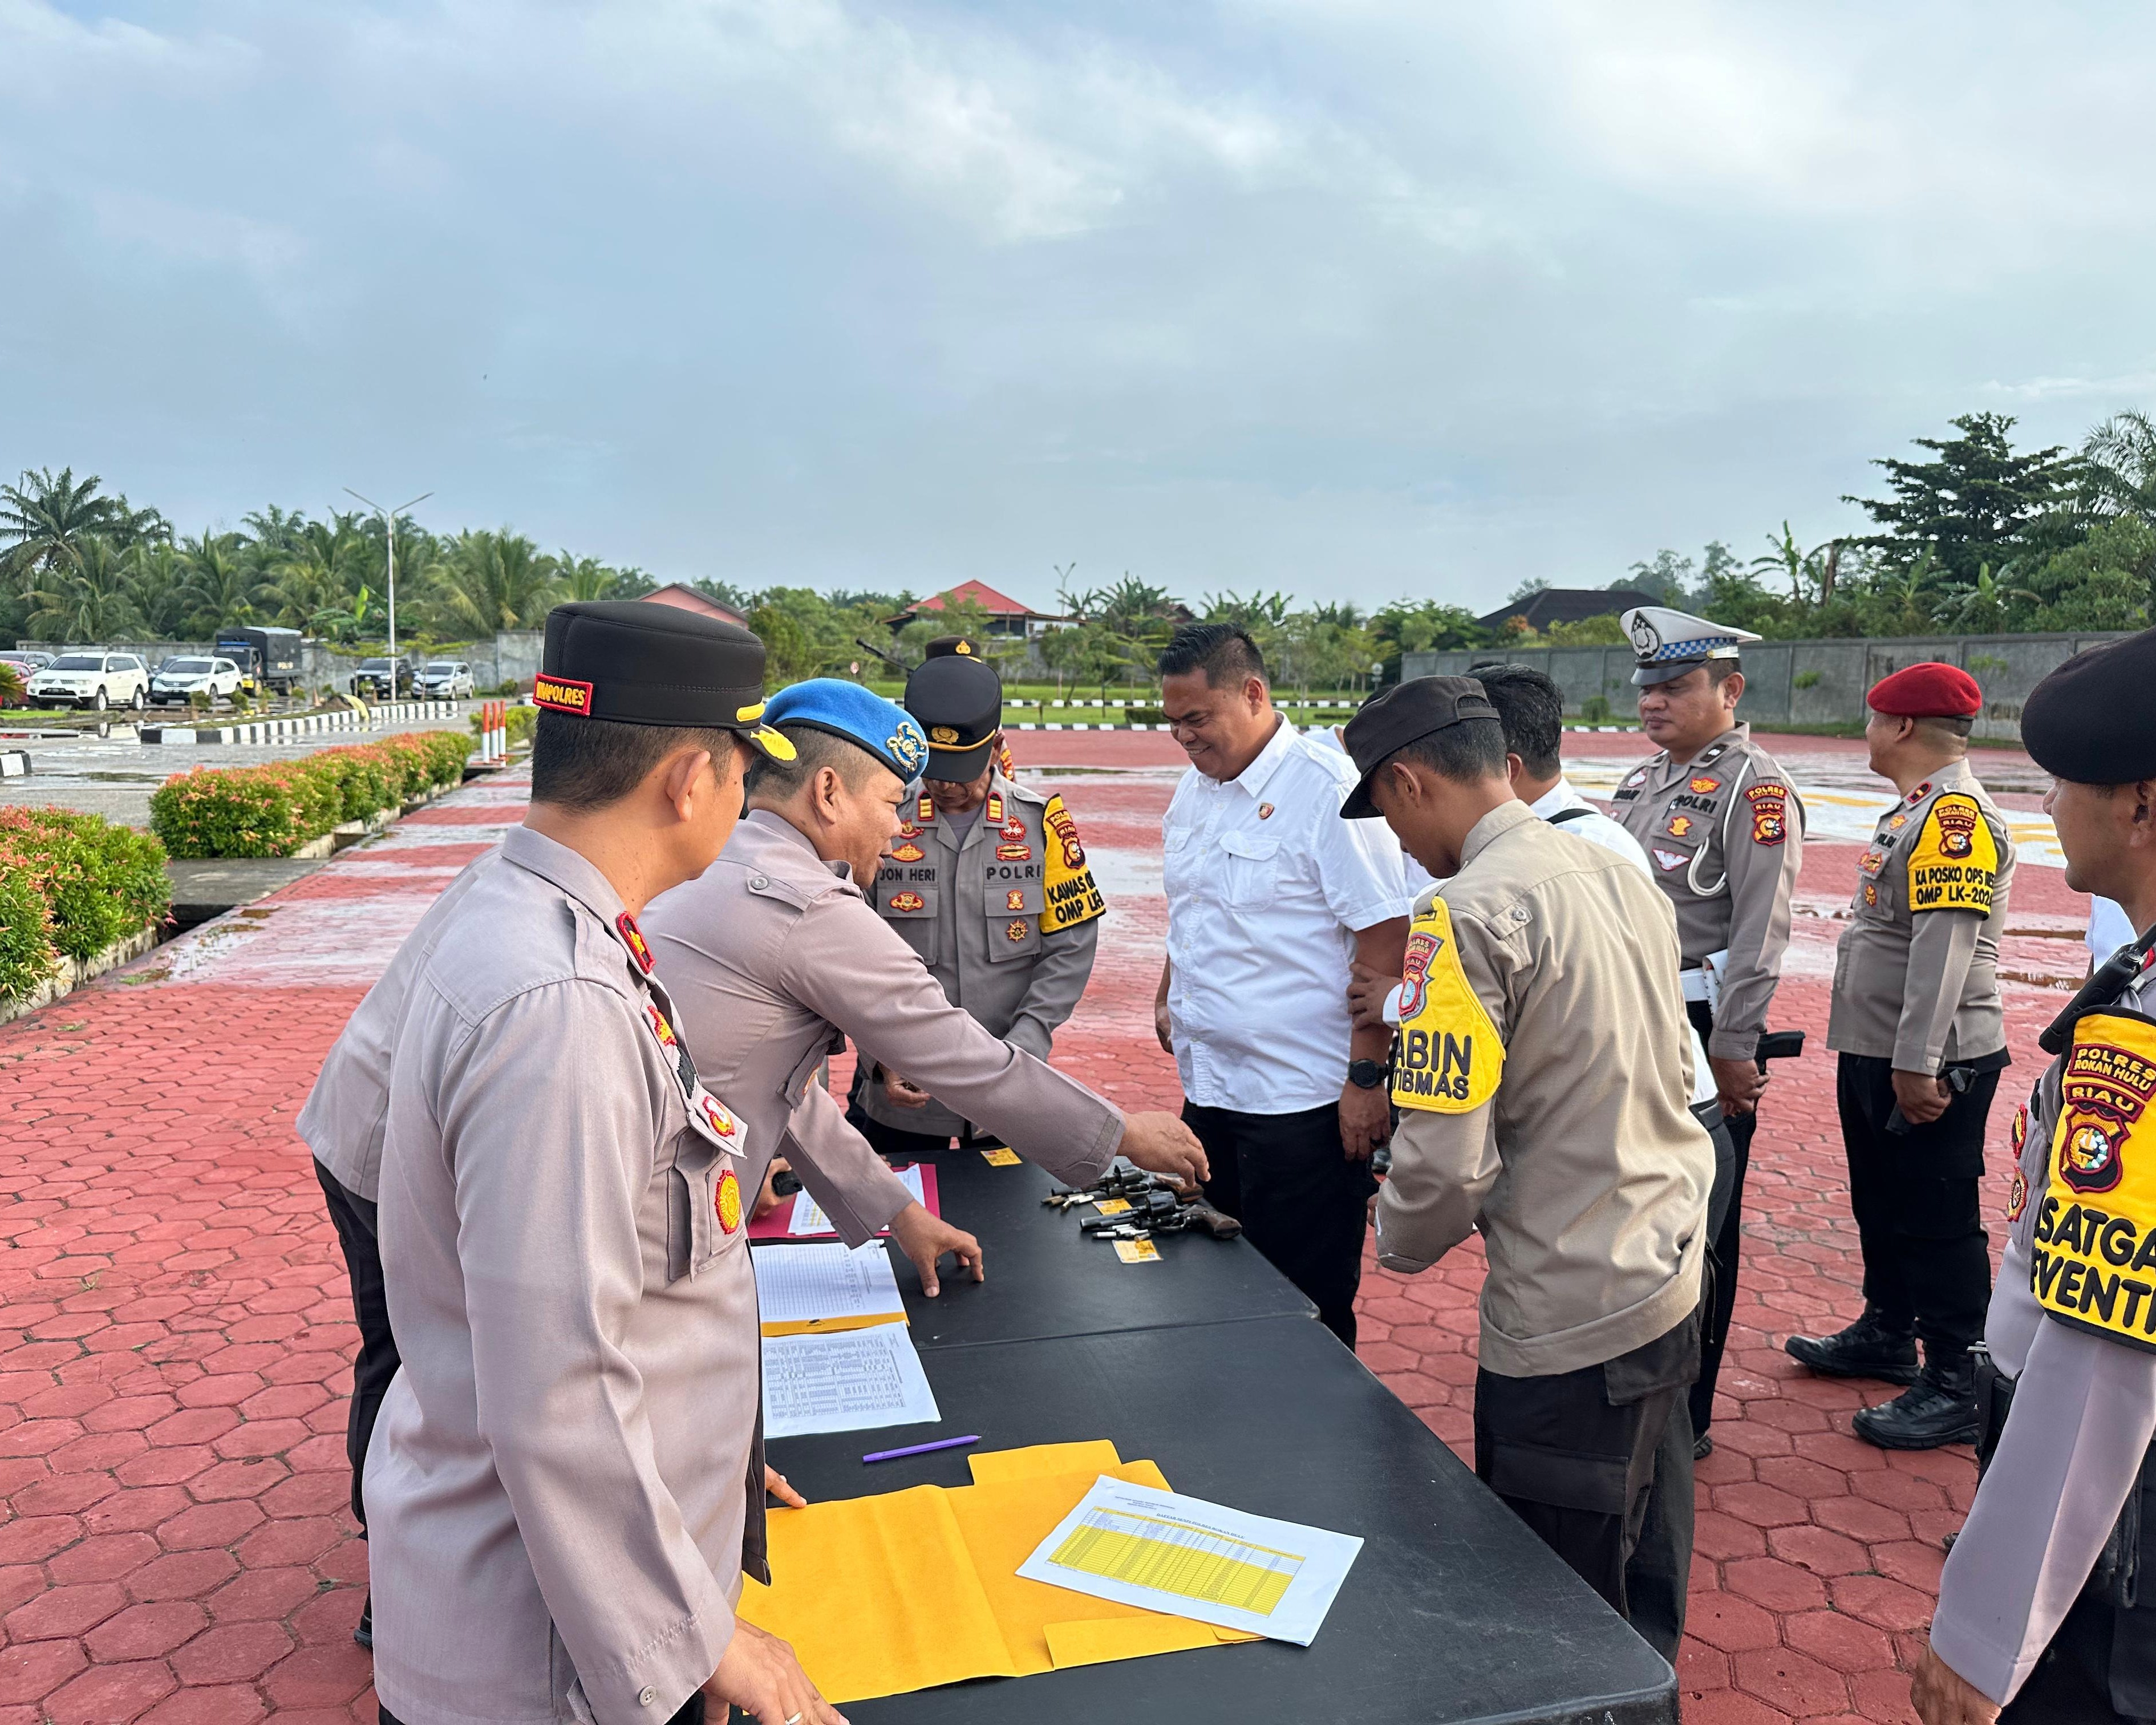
left=882, top=579, right=1067, bottom=642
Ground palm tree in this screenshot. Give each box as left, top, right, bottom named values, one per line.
left=1943, top=560, right=2039, bottom=633
left=431, top=531, right=561, bottom=634
left=25, top=536, right=144, bottom=643
left=179, top=530, right=256, bottom=635
left=255, top=513, right=375, bottom=627
left=2084, top=411, right=2156, bottom=526
left=550, top=551, right=618, bottom=602
left=120, top=541, right=194, bottom=638
left=0, top=467, right=129, bottom=594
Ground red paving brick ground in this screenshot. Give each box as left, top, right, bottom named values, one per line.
left=0, top=731, right=2094, bottom=1720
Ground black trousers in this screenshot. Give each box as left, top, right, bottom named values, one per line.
left=1474, top=1310, right=1700, bottom=1661
left=843, top=1071, right=1007, bottom=1159
left=315, top=1159, right=400, bottom=1529
left=1182, top=1100, right=1377, bottom=1347
left=1685, top=1000, right=1753, bottom=1437
left=1837, top=1053, right=1999, bottom=1363
left=1999, top=1595, right=2156, bottom=1723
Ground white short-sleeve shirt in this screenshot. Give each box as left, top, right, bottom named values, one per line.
left=1164, top=717, right=1412, bottom=1112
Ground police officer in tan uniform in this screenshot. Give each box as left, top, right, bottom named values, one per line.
left=1340, top=677, right=1715, bottom=1660
left=358, top=602, right=845, bottom=1725
left=1612, top=607, right=1804, bottom=1457
left=645, top=678, right=1207, bottom=1236
left=851, top=647, right=1105, bottom=1155
left=1788, top=664, right=2015, bottom=1449
left=1915, top=628, right=2156, bottom=1723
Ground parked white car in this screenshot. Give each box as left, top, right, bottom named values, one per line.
left=26, top=651, right=151, bottom=711
left=418, top=660, right=476, bottom=699
left=150, top=656, right=244, bottom=707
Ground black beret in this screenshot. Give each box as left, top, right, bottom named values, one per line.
left=533, top=601, right=792, bottom=758
left=1340, top=675, right=1502, bottom=819
left=2023, top=629, right=2156, bottom=784
left=904, top=653, right=1003, bottom=782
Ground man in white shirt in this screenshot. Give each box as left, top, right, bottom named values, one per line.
left=1153, top=624, right=1412, bottom=1344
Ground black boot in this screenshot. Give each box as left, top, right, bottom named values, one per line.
left=354, top=1592, right=372, bottom=1651
left=1784, top=1309, right=1919, bottom=1384
left=1852, top=1356, right=1979, bottom=1451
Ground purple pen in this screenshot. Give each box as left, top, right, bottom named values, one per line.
left=862, top=1435, right=980, bottom=1464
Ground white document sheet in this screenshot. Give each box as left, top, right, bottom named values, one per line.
left=760, top=1325, right=941, bottom=1439
left=1017, top=1476, right=1362, bottom=1646
left=789, top=1164, right=926, bottom=1237
left=751, top=1241, right=906, bottom=1331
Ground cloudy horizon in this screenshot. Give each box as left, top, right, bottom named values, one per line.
left=5, top=0, right=2154, bottom=613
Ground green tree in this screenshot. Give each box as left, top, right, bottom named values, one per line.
left=550, top=552, right=619, bottom=603
left=1, top=467, right=131, bottom=601
left=2082, top=411, right=2156, bottom=527
left=2023, top=519, right=2156, bottom=631
left=121, top=541, right=195, bottom=638
left=429, top=531, right=560, bottom=634
left=25, top=536, right=144, bottom=642
left=1844, top=412, right=2081, bottom=584
left=179, top=530, right=257, bottom=636
left=1622, top=551, right=1698, bottom=607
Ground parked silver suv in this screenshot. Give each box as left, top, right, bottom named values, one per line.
left=418, top=660, right=475, bottom=699
left=26, top=651, right=151, bottom=711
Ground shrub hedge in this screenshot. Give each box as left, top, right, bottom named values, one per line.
left=149, top=730, right=473, bottom=860
left=469, top=703, right=538, bottom=750
left=0, top=808, right=173, bottom=1005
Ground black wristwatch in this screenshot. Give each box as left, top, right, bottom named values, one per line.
left=1347, top=1058, right=1389, bottom=1090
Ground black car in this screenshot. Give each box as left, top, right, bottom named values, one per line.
left=354, top=658, right=416, bottom=699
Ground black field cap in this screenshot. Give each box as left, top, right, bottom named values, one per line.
left=922, top=634, right=984, bottom=659
left=1340, top=676, right=1502, bottom=819
left=904, top=651, right=1004, bottom=781
left=2024, top=627, right=2156, bottom=784
left=533, top=601, right=795, bottom=759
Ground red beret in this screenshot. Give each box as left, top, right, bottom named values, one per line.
left=1867, top=662, right=1981, bottom=719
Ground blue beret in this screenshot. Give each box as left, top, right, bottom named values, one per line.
left=763, top=679, right=928, bottom=780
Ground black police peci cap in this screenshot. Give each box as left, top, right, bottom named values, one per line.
left=904, top=652, right=1004, bottom=782
left=533, top=601, right=795, bottom=760
left=2024, top=626, right=2156, bottom=785
left=1339, top=676, right=1502, bottom=819
left=922, top=634, right=984, bottom=659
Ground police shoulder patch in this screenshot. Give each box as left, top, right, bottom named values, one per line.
left=1391, top=896, right=1505, bottom=1116
left=1040, top=793, right=1105, bottom=932
left=2031, top=1009, right=2156, bottom=1349
left=1908, top=792, right=1997, bottom=914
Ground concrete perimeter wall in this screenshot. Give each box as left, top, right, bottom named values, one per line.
left=1401, top=631, right=2131, bottom=740
left=20, top=634, right=548, bottom=695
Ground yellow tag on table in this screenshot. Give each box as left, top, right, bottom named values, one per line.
left=1113, top=1239, right=1161, bottom=1264
left=1095, top=1198, right=1132, bottom=1216
left=981, top=1147, right=1022, bottom=1167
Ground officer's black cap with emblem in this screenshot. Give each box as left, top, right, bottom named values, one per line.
left=922, top=634, right=983, bottom=660
left=532, top=600, right=794, bottom=759
left=1620, top=605, right=1763, bottom=688
left=2024, top=625, right=2156, bottom=784
left=904, top=650, right=1003, bottom=781
left=1339, top=675, right=1502, bottom=819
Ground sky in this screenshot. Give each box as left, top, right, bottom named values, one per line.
left=5, top=1, right=2155, bottom=614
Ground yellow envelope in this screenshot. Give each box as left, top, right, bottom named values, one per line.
left=737, top=1442, right=1259, bottom=1704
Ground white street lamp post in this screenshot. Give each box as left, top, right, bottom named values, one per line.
left=345, top=488, right=433, bottom=672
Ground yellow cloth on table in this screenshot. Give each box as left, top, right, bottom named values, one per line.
left=736, top=1441, right=1259, bottom=1704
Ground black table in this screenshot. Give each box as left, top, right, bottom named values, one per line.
left=891, top=1148, right=1316, bottom=1350
left=768, top=1315, right=1677, bottom=1725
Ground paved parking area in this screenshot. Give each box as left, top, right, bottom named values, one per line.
left=0, top=731, right=2092, bottom=1720
left=0, top=711, right=477, bottom=829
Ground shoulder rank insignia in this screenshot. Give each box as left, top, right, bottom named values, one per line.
left=1392, top=897, right=1503, bottom=1114
left=986, top=793, right=1003, bottom=821
left=1908, top=792, right=1997, bottom=914
left=917, top=795, right=935, bottom=823
left=615, top=912, right=655, bottom=974
left=2031, top=1010, right=2156, bottom=1347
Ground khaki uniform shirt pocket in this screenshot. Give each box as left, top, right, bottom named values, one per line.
left=1218, top=831, right=1280, bottom=909
left=877, top=880, right=939, bottom=966
left=984, top=880, right=1043, bottom=965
